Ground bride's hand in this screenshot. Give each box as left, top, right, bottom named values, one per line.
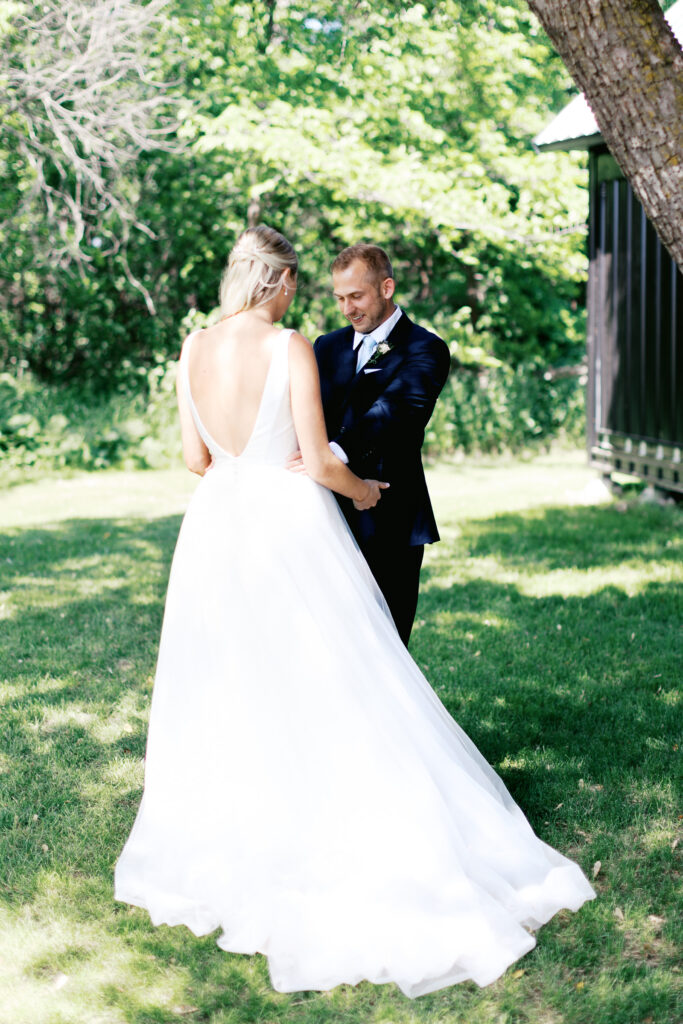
left=354, top=480, right=390, bottom=510
left=286, top=449, right=308, bottom=474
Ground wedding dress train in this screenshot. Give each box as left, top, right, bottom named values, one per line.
left=114, top=328, right=594, bottom=997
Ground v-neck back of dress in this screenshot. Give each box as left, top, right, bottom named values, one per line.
left=181, top=328, right=297, bottom=467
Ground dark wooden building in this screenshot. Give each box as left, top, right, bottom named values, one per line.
left=534, top=0, right=683, bottom=494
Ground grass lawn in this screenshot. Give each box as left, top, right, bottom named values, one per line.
left=1, top=450, right=681, bottom=1024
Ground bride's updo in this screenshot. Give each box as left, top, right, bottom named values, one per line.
left=219, top=225, right=298, bottom=318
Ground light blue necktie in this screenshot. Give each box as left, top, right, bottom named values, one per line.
left=356, top=334, right=378, bottom=372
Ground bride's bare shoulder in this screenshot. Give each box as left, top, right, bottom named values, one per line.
left=288, top=330, right=314, bottom=355
left=180, top=324, right=211, bottom=353
left=288, top=331, right=319, bottom=391
left=181, top=321, right=233, bottom=362
left=188, top=321, right=224, bottom=344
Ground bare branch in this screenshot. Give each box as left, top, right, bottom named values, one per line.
left=0, top=0, right=182, bottom=271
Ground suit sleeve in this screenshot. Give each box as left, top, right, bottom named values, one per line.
left=334, top=335, right=450, bottom=467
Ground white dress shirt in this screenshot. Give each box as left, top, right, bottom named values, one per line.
left=354, top=304, right=403, bottom=369
left=330, top=306, right=403, bottom=465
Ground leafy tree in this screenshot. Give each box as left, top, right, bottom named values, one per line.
left=1, top=0, right=589, bottom=395
left=184, top=0, right=589, bottom=360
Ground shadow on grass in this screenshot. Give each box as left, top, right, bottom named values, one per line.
left=414, top=503, right=681, bottom=810
left=437, top=502, right=682, bottom=572
left=415, top=576, right=679, bottom=795
left=0, top=502, right=681, bottom=1022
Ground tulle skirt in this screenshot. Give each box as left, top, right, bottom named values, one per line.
left=114, top=462, right=595, bottom=997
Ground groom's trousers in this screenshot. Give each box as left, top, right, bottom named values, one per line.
left=361, top=542, right=424, bottom=647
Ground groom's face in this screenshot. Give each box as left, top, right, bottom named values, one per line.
left=332, top=260, right=395, bottom=334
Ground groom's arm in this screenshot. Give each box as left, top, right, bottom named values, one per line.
left=333, top=334, right=450, bottom=467
left=314, top=331, right=353, bottom=463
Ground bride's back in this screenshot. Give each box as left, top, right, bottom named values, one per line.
left=179, top=223, right=299, bottom=467
left=187, top=314, right=281, bottom=458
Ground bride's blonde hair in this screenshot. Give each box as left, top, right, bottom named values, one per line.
left=219, top=225, right=298, bottom=318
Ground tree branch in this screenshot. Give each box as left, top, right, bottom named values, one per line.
left=0, top=0, right=181, bottom=273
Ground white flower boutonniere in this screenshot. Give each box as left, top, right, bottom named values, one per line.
left=364, top=339, right=394, bottom=371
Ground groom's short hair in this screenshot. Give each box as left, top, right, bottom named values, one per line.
left=332, top=244, right=393, bottom=283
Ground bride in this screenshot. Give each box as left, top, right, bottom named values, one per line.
left=114, top=225, right=595, bottom=998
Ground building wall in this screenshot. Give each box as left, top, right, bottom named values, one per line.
left=587, top=146, right=683, bottom=490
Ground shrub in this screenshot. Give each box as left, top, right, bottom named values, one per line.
left=425, top=362, right=586, bottom=457
left=0, top=354, right=586, bottom=484
left=0, top=363, right=181, bottom=482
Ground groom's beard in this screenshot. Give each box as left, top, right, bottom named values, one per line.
left=344, top=294, right=395, bottom=335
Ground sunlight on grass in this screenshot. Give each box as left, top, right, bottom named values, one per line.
left=1, top=451, right=681, bottom=1024
left=0, top=905, right=194, bottom=1024
left=517, top=562, right=680, bottom=598
left=0, top=467, right=196, bottom=527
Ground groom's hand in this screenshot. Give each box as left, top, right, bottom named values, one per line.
left=354, top=480, right=390, bottom=510
left=286, top=449, right=308, bottom=474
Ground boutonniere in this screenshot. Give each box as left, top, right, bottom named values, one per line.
left=364, top=338, right=394, bottom=371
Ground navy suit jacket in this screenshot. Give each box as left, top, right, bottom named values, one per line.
left=314, top=312, right=450, bottom=548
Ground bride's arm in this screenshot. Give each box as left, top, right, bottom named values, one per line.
left=176, top=346, right=211, bottom=476
left=289, top=332, right=387, bottom=507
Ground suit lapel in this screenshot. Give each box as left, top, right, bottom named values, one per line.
left=345, top=312, right=412, bottom=393
left=333, top=315, right=412, bottom=436
left=327, top=314, right=415, bottom=430
left=383, top=311, right=412, bottom=350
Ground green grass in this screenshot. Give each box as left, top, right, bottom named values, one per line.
left=1, top=451, right=681, bottom=1024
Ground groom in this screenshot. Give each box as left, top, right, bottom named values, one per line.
left=314, top=243, right=450, bottom=645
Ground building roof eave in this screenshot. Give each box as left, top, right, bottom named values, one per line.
left=534, top=131, right=603, bottom=153
left=533, top=93, right=600, bottom=152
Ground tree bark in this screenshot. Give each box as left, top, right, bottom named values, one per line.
left=527, top=0, right=683, bottom=268
left=260, top=0, right=278, bottom=52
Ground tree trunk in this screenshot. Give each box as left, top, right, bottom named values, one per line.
left=259, top=0, right=277, bottom=52
left=527, top=0, right=683, bottom=268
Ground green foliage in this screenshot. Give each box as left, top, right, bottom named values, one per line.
left=0, top=356, right=586, bottom=482
left=0, top=365, right=181, bottom=480
left=1, top=0, right=588, bottom=403
left=426, top=363, right=586, bottom=455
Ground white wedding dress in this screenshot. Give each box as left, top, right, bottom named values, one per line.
left=114, top=328, right=594, bottom=997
